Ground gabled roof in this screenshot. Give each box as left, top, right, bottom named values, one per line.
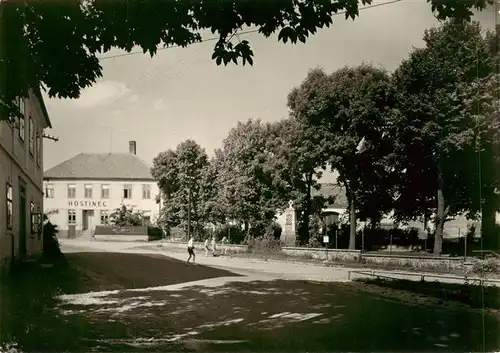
left=33, top=88, right=52, bottom=128
left=44, top=153, right=154, bottom=181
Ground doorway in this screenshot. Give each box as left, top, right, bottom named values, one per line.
left=19, top=180, right=27, bottom=260
left=82, top=210, right=95, bottom=231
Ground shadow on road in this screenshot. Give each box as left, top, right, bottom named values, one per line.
left=0, top=252, right=498, bottom=352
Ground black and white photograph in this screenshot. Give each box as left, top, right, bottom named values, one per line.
left=0, top=0, right=499, bottom=351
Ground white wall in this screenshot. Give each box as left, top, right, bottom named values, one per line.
left=43, top=179, right=160, bottom=234
left=0, top=91, right=48, bottom=265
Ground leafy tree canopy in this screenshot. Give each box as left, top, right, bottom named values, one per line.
left=151, top=139, right=209, bottom=235
left=0, top=0, right=493, bottom=119
left=288, top=64, right=394, bottom=248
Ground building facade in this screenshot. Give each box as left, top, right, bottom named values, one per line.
left=0, top=91, right=52, bottom=267
left=43, top=141, right=160, bottom=238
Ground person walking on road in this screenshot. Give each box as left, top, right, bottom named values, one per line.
left=211, top=237, right=217, bottom=256
left=187, top=236, right=195, bottom=263
left=204, top=237, right=210, bottom=257
left=221, top=236, right=228, bottom=255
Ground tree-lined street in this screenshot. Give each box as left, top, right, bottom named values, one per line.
left=150, top=21, right=500, bottom=255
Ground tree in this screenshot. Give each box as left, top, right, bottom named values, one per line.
left=109, top=205, right=143, bottom=227
left=390, top=21, right=497, bottom=255
left=151, top=140, right=209, bottom=238
left=0, top=0, right=492, bottom=119
left=269, top=116, right=329, bottom=245
left=215, top=119, right=287, bottom=239
left=289, top=64, right=393, bottom=249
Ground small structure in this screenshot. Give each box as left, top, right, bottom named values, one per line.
left=279, top=201, right=297, bottom=246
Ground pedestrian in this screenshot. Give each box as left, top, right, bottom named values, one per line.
left=221, top=236, right=228, bottom=255
left=211, top=236, right=217, bottom=256
left=187, top=236, right=195, bottom=263
left=204, top=237, right=210, bottom=257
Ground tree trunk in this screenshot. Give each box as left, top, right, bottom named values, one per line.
left=348, top=197, right=356, bottom=250
left=300, top=172, right=314, bottom=245
left=433, top=171, right=448, bottom=256
left=482, top=199, right=498, bottom=252
left=345, top=182, right=356, bottom=250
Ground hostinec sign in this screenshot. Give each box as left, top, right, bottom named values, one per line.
left=68, top=200, right=109, bottom=208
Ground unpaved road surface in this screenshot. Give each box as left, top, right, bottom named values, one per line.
left=2, top=239, right=497, bottom=352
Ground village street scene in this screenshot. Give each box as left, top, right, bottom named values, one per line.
left=0, top=0, right=500, bottom=352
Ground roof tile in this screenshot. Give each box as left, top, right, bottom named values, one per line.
left=44, top=153, right=153, bottom=180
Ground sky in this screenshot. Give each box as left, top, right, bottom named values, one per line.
left=42, top=0, right=496, bottom=184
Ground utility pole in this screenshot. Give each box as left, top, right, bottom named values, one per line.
left=187, top=186, right=192, bottom=240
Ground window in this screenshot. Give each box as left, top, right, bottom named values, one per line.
left=68, top=210, right=76, bottom=225
left=30, top=201, right=36, bottom=236
left=28, top=116, right=34, bottom=156
left=100, top=210, right=110, bottom=225
left=142, top=184, right=151, bottom=199
left=101, top=184, right=110, bottom=199
left=18, top=113, right=25, bottom=142
left=15, top=97, right=25, bottom=141
left=45, top=183, right=54, bottom=198
left=123, top=184, right=132, bottom=199
left=67, top=184, right=76, bottom=198
left=84, top=184, right=93, bottom=198
left=36, top=130, right=41, bottom=167
left=6, top=183, right=13, bottom=230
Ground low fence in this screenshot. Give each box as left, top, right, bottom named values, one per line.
left=94, top=226, right=148, bottom=235
left=362, top=253, right=465, bottom=272
left=282, top=247, right=361, bottom=262
left=348, top=269, right=500, bottom=286
left=92, top=235, right=149, bottom=242
left=279, top=246, right=473, bottom=272
left=92, top=226, right=150, bottom=242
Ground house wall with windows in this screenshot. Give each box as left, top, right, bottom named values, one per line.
left=43, top=142, right=160, bottom=238
left=43, top=180, right=160, bottom=237
left=0, top=91, right=52, bottom=268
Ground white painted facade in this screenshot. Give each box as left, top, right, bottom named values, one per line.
left=0, top=92, right=51, bottom=267
left=43, top=179, right=160, bottom=237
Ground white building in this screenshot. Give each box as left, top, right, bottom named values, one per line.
left=43, top=141, right=160, bottom=238
left=0, top=91, right=52, bottom=268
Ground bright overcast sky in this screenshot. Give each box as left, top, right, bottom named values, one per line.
left=42, top=0, right=496, bottom=184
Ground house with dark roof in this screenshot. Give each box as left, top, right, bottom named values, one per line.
left=1, top=90, right=52, bottom=268
left=43, top=141, right=160, bottom=238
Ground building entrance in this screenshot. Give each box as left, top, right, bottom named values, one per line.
left=19, top=181, right=27, bottom=260
left=82, top=210, right=95, bottom=231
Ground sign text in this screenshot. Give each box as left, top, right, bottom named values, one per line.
left=68, top=200, right=109, bottom=208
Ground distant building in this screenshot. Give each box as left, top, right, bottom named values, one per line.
left=0, top=91, right=52, bottom=267
left=299, top=183, right=478, bottom=239
left=43, top=141, right=160, bottom=238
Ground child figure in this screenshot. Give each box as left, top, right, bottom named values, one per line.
left=211, top=237, right=217, bottom=256
left=204, top=237, right=210, bottom=256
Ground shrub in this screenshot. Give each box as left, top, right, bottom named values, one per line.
left=265, top=222, right=282, bottom=240
left=42, top=220, right=62, bottom=261
left=472, top=257, right=499, bottom=275
left=214, top=224, right=246, bottom=244
left=147, top=226, right=164, bottom=241
left=307, top=236, right=323, bottom=248
left=249, top=234, right=282, bottom=255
